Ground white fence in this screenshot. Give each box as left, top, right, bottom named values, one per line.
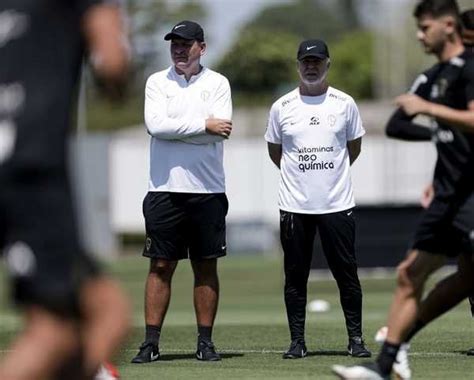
left=110, top=132, right=436, bottom=233
left=0, top=127, right=437, bottom=255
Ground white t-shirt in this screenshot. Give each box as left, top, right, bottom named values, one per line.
left=265, top=87, right=365, bottom=214
left=144, top=66, right=232, bottom=193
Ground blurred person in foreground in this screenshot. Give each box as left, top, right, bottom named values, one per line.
left=332, top=1, right=474, bottom=379
left=0, top=1, right=131, bottom=379
left=461, top=8, right=474, bottom=52
left=421, top=9, right=474, bottom=208
left=130, top=20, right=232, bottom=363
left=265, top=39, right=370, bottom=360
left=411, top=8, right=474, bottom=366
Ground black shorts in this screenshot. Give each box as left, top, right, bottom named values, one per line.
left=0, top=175, right=100, bottom=316
left=412, top=197, right=474, bottom=257
left=143, top=192, right=228, bottom=261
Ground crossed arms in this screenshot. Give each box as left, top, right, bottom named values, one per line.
left=144, top=77, right=233, bottom=145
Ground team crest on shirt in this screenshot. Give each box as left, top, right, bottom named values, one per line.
left=200, top=90, right=210, bottom=101
left=146, top=237, right=152, bottom=251
left=5, top=241, right=36, bottom=277
left=431, top=78, right=448, bottom=99
left=327, top=114, right=336, bottom=127
left=432, top=128, right=454, bottom=143
left=309, top=116, right=320, bottom=126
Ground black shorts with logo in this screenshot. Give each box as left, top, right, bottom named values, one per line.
left=143, top=192, right=228, bottom=261
left=412, top=196, right=474, bottom=257
left=0, top=175, right=100, bottom=316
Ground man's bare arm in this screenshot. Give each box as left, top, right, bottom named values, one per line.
left=347, top=137, right=361, bottom=165
left=267, top=142, right=282, bottom=169
left=396, top=94, right=474, bottom=133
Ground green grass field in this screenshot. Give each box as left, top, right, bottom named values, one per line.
left=1, top=255, right=473, bottom=379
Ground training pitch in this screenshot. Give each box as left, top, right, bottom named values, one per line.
left=1, top=255, right=473, bottom=379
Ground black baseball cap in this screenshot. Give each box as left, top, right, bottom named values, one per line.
left=297, top=39, right=330, bottom=60
left=164, top=20, right=204, bottom=42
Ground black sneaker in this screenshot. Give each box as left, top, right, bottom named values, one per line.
left=131, top=341, right=160, bottom=364
left=196, top=340, right=221, bottom=361
left=467, top=347, right=474, bottom=356
left=348, top=336, right=372, bottom=358
left=282, top=340, right=307, bottom=359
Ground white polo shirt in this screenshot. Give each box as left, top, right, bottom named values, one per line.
left=144, top=66, right=232, bottom=193
left=265, top=87, right=365, bottom=214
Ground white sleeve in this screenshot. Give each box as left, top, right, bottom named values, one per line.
left=180, top=76, right=232, bottom=145
left=209, top=76, right=232, bottom=119
left=346, top=99, right=365, bottom=141
left=180, top=134, right=226, bottom=144
left=264, top=102, right=282, bottom=144
left=144, top=75, right=206, bottom=139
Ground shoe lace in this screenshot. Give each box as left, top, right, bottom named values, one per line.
left=199, top=340, right=216, bottom=351
left=140, top=341, right=157, bottom=351
left=289, top=340, right=305, bottom=350
left=350, top=337, right=365, bottom=346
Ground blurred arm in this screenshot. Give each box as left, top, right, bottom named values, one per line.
left=420, top=183, right=435, bottom=209
left=385, top=109, right=433, bottom=141
left=395, top=93, right=474, bottom=133
left=82, top=2, right=130, bottom=99
left=428, top=100, right=474, bottom=133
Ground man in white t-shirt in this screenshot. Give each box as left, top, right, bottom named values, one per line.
left=265, top=39, right=371, bottom=359
left=131, top=20, right=232, bottom=363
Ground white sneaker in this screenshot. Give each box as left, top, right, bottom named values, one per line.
left=332, top=363, right=389, bottom=380
left=374, top=326, right=412, bottom=380
left=94, top=362, right=120, bottom=380
left=393, top=343, right=412, bottom=380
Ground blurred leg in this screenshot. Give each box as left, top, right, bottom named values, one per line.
left=417, top=253, right=474, bottom=324
left=0, top=307, right=79, bottom=380
left=386, top=250, right=445, bottom=344
left=79, top=277, right=131, bottom=376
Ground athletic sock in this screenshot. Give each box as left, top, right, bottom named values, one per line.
left=404, top=319, right=426, bottom=343
left=145, top=324, right=161, bottom=346
left=198, top=325, right=213, bottom=342
left=376, top=341, right=400, bottom=375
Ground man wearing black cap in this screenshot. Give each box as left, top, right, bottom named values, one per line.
left=265, top=39, right=370, bottom=359
left=131, top=20, right=232, bottom=363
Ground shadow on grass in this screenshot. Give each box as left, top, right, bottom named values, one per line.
left=158, top=353, right=244, bottom=361
left=453, top=349, right=474, bottom=356
left=307, top=350, right=348, bottom=357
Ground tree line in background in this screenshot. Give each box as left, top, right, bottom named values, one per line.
left=85, top=0, right=373, bottom=131
left=215, top=0, right=373, bottom=105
